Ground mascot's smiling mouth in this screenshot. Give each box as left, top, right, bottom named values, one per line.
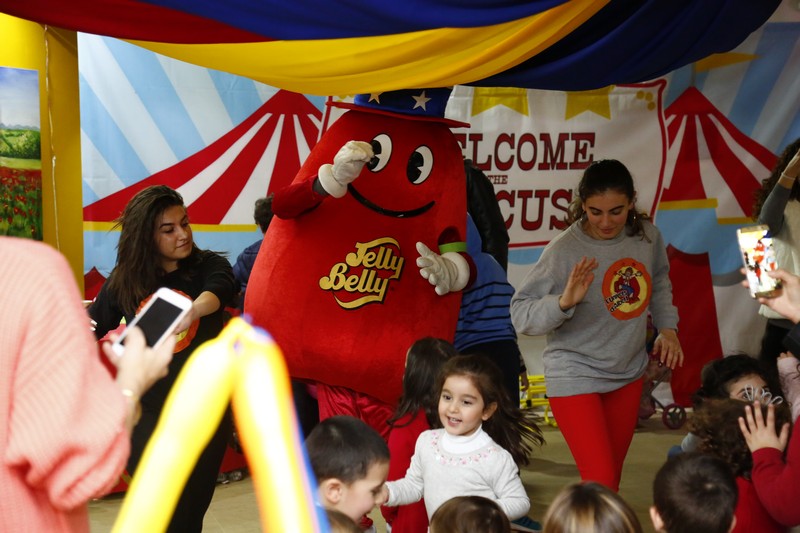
left=348, top=184, right=434, bottom=218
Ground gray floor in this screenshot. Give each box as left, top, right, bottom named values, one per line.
left=89, top=411, right=686, bottom=533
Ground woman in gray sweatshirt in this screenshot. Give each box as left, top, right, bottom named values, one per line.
left=511, top=159, right=682, bottom=492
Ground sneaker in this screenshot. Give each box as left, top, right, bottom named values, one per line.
left=511, top=515, right=542, bottom=532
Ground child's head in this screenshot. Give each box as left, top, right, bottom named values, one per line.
left=542, top=481, right=643, bottom=533
left=689, top=398, right=791, bottom=478
left=693, top=354, right=777, bottom=406
left=305, top=416, right=390, bottom=522
left=651, top=452, right=737, bottom=533
left=429, top=495, right=511, bottom=533
left=391, top=337, right=458, bottom=428
left=436, top=354, right=544, bottom=465
left=324, top=509, right=362, bottom=533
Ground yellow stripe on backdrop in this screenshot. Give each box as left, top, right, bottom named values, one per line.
left=129, top=0, right=607, bottom=96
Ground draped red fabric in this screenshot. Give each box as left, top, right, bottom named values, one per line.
left=0, top=0, right=270, bottom=43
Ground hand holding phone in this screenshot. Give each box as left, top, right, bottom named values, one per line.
left=111, top=288, right=193, bottom=357
left=737, top=225, right=780, bottom=298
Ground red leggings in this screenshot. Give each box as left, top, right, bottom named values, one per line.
left=548, top=378, right=643, bottom=492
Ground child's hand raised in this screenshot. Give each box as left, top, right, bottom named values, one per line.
left=738, top=401, right=790, bottom=453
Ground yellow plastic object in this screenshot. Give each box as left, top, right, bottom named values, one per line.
left=520, top=374, right=557, bottom=427
left=231, top=323, right=320, bottom=533
left=112, top=318, right=323, bottom=533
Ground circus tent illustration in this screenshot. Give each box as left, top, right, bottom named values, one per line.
left=656, top=87, right=776, bottom=406
left=83, top=90, right=322, bottom=224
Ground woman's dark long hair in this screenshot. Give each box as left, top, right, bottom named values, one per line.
left=437, top=354, right=544, bottom=466
left=105, top=185, right=201, bottom=314
left=389, top=337, right=458, bottom=429
left=753, top=137, right=800, bottom=218
left=565, top=159, right=651, bottom=241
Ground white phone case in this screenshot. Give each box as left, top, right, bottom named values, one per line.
left=111, top=287, right=193, bottom=356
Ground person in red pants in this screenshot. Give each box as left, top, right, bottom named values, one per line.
left=511, top=159, right=683, bottom=492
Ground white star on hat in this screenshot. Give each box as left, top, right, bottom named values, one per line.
left=368, top=93, right=382, bottom=103
left=412, top=90, right=431, bottom=111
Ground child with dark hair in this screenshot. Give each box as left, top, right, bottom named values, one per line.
left=429, top=495, right=511, bottom=533
left=381, top=337, right=458, bottom=533
left=381, top=354, right=544, bottom=523
left=671, top=354, right=778, bottom=456
left=512, top=159, right=681, bottom=492
left=651, top=452, right=738, bottom=533
left=691, top=398, right=792, bottom=533
left=305, top=416, right=390, bottom=526
left=542, top=481, right=642, bottom=533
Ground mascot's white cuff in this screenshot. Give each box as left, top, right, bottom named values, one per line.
left=442, top=252, right=470, bottom=292
left=318, top=163, right=347, bottom=198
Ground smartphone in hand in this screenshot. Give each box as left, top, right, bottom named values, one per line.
left=111, top=287, right=193, bottom=356
left=737, top=224, right=780, bottom=298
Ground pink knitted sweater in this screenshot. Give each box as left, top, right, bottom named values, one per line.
left=0, top=238, right=129, bottom=532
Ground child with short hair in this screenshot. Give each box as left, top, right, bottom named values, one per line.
left=651, top=452, right=738, bottom=533
left=691, top=398, right=792, bottom=533
left=381, top=337, right=458, bottom=533
left=542, top=481, right=642, bottom=533
left=429, top=495, right=511, bottom=533
left=305, top=415, right=390, bottom=525
left=381, top=354, right=544, bottom=523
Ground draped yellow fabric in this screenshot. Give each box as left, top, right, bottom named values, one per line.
left=130, top=0, right=606, bottom=95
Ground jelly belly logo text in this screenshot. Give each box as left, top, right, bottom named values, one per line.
left=601, top=258, right=651, bottom=320
left=319, top=238, right=405, bottom=309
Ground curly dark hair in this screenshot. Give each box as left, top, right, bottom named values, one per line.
left=753, top=138, right=800, bottom=219
left=565, top=159, right=651, bottom=241
left=437, top=354, right=544, bottom=466
left=689, top=398, right=792, bottom=478
left=692, top=354, right=781, bottom=407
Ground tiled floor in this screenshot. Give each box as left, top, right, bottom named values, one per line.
left=89, top=415, right=686, bottom=533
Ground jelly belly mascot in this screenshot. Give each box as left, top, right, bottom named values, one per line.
left=245, top=88, right=471, bottom=437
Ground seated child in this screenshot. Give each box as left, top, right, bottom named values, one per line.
left=651, top=452, right=738, bottom=533
left=429, top=495, right=511, bottom=533
left=672, top=354, right=778, bottom=456
left=691, top=398, right=791, bottom=533
left=542, top=481, right=642, bottom=533
left=305, top=415, right=390, bottom=526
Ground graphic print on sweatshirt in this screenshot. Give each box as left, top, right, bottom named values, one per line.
left=602, top=258, right=651, bottom=320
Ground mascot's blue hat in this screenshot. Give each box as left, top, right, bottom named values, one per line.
left=328, top=87, right=470, bottom=128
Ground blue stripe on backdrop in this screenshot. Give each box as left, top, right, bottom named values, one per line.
left=78, top=77, right=149, bottom=189
left=208, top=71, right=265, bottom=126
left=779, top=108, right=800, bottom=152
left=728, top=23, right=796, bottom=140
left=104, top=38, right=205, bottom=160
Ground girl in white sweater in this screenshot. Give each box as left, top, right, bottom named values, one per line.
left=381, top=354, right=543, bottom=521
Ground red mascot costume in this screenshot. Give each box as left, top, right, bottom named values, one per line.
left=245, top=88, right=471, bottom=437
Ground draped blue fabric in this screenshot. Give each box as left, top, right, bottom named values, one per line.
left=140, top=0, right=571, bottom=39
left=0, top=0, right=783, bottom=91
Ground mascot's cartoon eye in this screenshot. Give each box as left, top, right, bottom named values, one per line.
left=407, top=145, right=433, bottom=185
left=367, top=134, right=392, bottom=172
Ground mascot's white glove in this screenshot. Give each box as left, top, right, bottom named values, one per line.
left=416, top=242, right=470, bottom=296
left=318, top=141, right=374, bottom=198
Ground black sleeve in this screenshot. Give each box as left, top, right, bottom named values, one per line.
left=782, top=323, right=800, bottom=356
left=465, top=159, right=510, bottom=271
left=88, top=282, right=125, bottom=340
left=199, top=251, right=237, bottom=308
